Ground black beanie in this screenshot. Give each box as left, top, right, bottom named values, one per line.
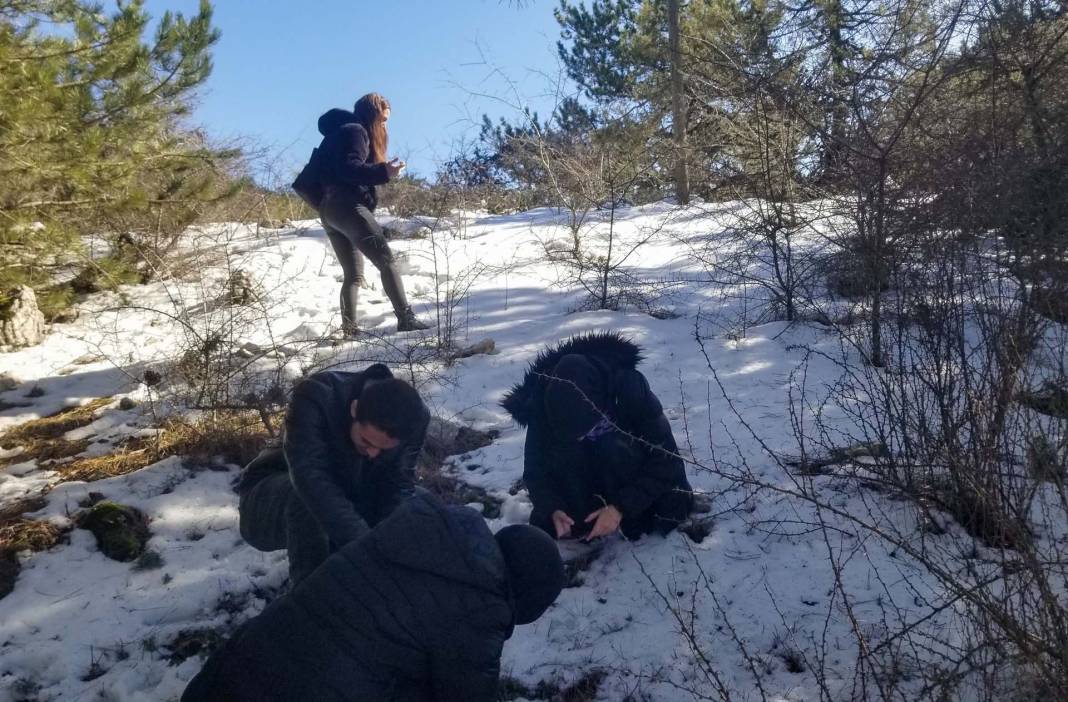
left=543, top=354, right=609, bottom=441
left=494, top=525, right=565, bottom=625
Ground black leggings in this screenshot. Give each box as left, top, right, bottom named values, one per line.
left=320, top=194, right=409, bottom=326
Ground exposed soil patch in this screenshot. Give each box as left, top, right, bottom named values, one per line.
left=165, top=628, right=225, bottom=665
left=562, top=545, right=604, bottom=589
left=499, top=668, right=608, bottom=701
left=417, top=418, right=503, bottom=516
left=936, top=486, right=1030, bottom=551
left=0, top=553, right=19, bottom=600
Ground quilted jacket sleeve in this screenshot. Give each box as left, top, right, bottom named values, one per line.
left=284, top=382, right=369, bottom=548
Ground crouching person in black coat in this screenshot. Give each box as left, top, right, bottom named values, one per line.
left=501, top=332, right=694, bottom=541
left=182, top=491, right=565, bottom=702
left=238, top=364, right=429, bottom=584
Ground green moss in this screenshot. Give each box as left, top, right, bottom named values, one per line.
left=37, top=284, right=76, bottom=322
left=75, top=501, right=150, bottom=562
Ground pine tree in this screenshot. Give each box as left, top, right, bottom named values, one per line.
left=0, top=0, right=235, bottom=315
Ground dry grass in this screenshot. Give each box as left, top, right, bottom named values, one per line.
left=0, top=409, right=277, bottom=598
left=55, top=410, right=282, bottom=483
left=0, top=495, right=66, bottom=598
left=0, top=495, right=56, bottom=555
left=0, top=401, right=278, bottom=483
left=0, top=397, right=113, bottom=469
left=0, top=517, right=65, bottom=554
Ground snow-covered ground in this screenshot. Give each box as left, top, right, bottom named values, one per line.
left=0, top=203, right=1057, bottom=701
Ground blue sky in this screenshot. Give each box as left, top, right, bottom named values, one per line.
left=145, top=1, right=570, bottom=184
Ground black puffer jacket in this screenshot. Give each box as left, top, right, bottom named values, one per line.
left=316, top=108, right=390, bottom=211
left=182, top=492, right=515, bottom=702
left=283, top=365, right=428, bottom=550
left=501, top=332, right=692, bottom=522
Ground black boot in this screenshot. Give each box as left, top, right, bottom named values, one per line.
left=396, top=306, right=430, bottom=332
left=341, top=321, right=362, bottom=339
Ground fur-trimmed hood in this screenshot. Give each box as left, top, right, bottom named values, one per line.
left=500, top=332, right=643, bottom=427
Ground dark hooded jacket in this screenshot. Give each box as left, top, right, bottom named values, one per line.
left=281, top=364, right=429, bottom=550
left=182, top=492, right=515, bottom=702
left=501, top=332, right=692, bottom=527
left=316, top=108, right=390, bottom=211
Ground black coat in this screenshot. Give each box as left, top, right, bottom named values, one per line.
left=316, top=108, right=390, bottom=211
left=283, top=365, right=428, bottom=550
left=501, top=333, right=692, bottom=529
left=182, top=492, right=515, bottom=702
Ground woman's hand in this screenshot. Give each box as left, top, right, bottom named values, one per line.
left=583, top=504, right=622, bottom=541
left=551, top=510, right=575, bottom=539
left=385, top=157, right=406, bottom=179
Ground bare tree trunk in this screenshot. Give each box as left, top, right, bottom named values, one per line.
left=603, top=182, right=616, bottom=309
left=668, top=0, right=690, bottom=204
left=824, top=0, right=849, bottom=183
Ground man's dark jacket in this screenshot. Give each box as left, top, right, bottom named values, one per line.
left=316, top=108, right=389, bottom=211
left=501, top=332, right=692, bottom=531
left=280, top=364, right=428, bottom=550
left=182, top=492, right=515, bottom=701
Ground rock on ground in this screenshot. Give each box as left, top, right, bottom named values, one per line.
left=0, top=286, right=46, bottom=350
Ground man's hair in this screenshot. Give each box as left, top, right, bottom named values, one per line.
left=354, top=378, right=428, bottom=442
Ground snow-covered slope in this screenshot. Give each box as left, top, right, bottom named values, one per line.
left=0, top=203, right=1037, bottom=701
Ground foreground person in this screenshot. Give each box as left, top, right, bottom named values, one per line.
left=182, top=491, right=565, bottom=701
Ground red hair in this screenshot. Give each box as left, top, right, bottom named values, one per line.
left=354, top=93, right=390, bottom=164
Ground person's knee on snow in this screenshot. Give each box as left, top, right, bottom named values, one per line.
left=236, top=449, right=290, bottom=552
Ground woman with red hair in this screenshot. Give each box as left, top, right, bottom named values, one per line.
left=315, top=92, right=429, bottom=334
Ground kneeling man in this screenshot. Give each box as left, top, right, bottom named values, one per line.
left=238, top=363, right=429, bottom=583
